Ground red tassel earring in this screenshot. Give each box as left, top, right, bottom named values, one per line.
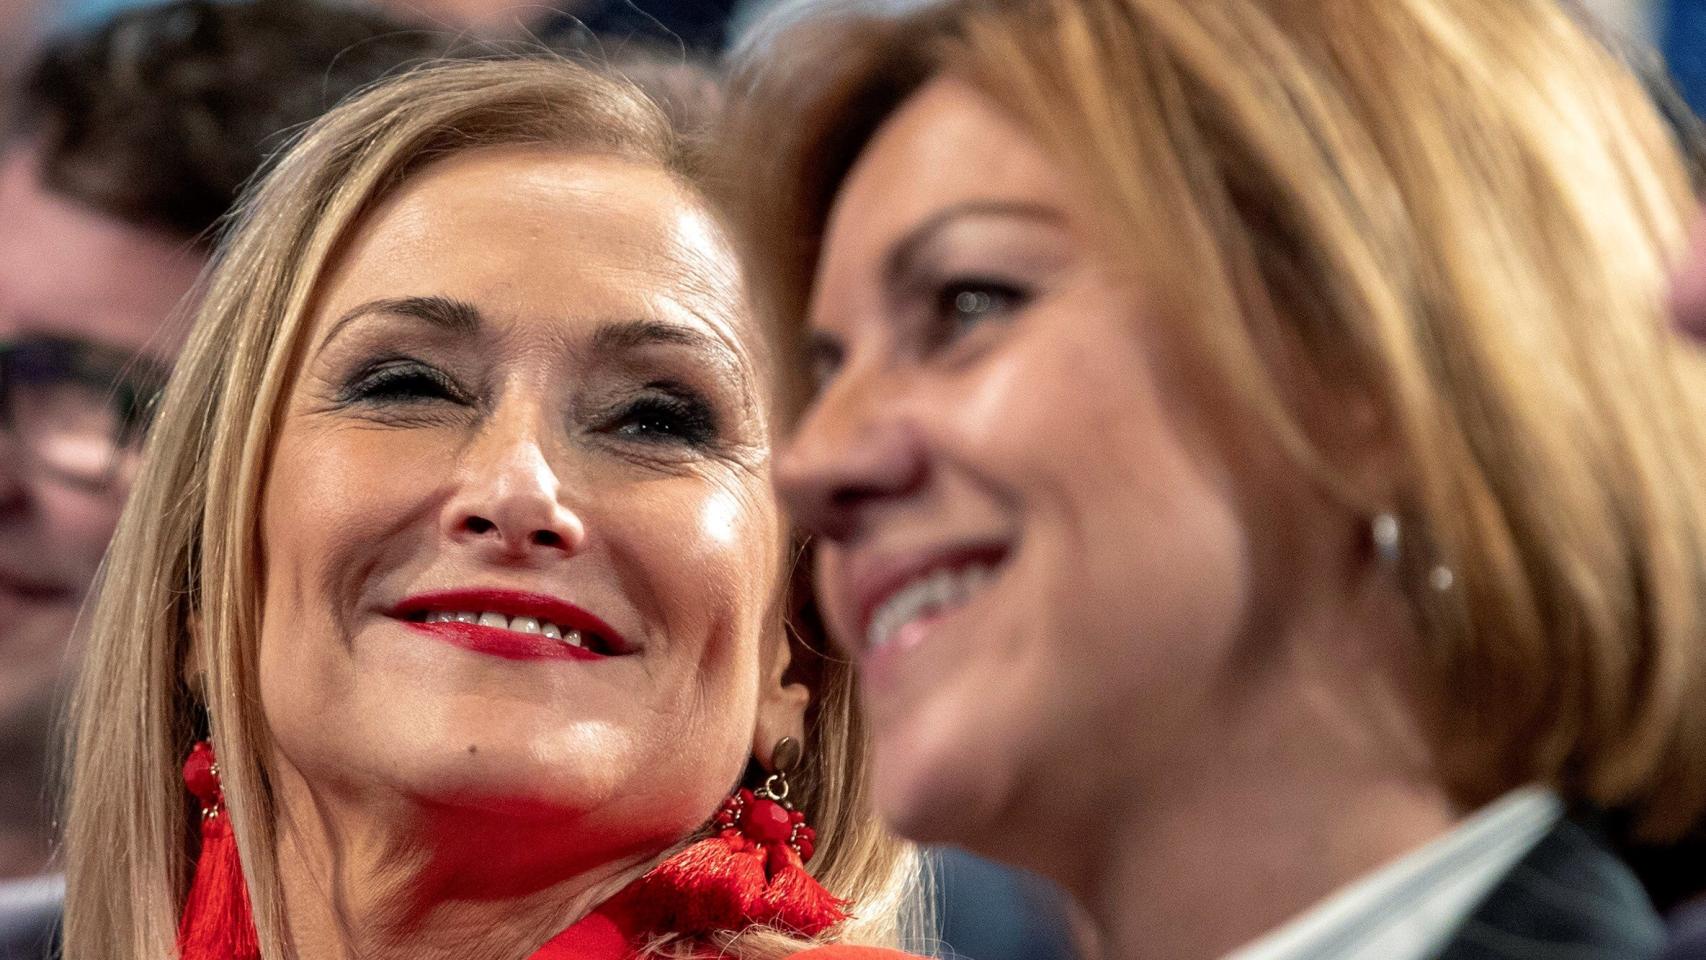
left=178, top=740, right=260, bottom=960
left=609, top=736, right=848, bottom=939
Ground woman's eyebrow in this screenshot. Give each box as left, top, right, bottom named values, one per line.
left=316, top=295, right=482, bottom=353
left=881, top=200, right=1067, bottom=290
left=589, top=318, right=746, bottom=380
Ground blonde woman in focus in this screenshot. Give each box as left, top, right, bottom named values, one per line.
left=60, top=58, right=926, bottom=960
left=724, top=1, right=1706, bottom=959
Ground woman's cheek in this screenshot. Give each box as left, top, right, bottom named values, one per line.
left=627, top=476, right=775, bottom=631
left=264, top=424, right=440, bottom=622
left=617, top=478, right=777, bottom=725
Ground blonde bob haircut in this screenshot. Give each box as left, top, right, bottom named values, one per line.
left=724, top=0, right=1706, bottom=840
left=63, top=57, right=918, bottom=960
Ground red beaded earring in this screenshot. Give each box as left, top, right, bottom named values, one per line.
left=608, top=736, right=846, bottom=938
left=177, top=740, right=260, bottom=960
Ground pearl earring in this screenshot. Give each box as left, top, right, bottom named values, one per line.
left=1371, top=511, right=1402, bottom=567
left=1370, top=510, right=1454, bottom=592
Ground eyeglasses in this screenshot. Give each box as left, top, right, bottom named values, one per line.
left=0, top=335, right=170, bottom=491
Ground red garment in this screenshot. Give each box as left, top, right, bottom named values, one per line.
left=528, top=907, right=633, bottom=959
left=790, top=949, right=926, bottom=959
left=526, top=907, right=924, bottom=960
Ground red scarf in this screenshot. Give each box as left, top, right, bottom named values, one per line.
left=179, top=744, right=843, bottom=960
left=528, top=905, right=636, bottom=960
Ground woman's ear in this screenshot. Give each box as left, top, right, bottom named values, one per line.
left=752, top=619, right=812, bottom=770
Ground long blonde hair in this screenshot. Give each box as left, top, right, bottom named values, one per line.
left=724, top=0, right=1706, bottom=840
left=63, top=57, right=918, bottom=960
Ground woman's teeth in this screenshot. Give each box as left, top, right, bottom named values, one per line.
left=867, top=563, right=998, bottom=652
left=422, top=610, right=587, bottom=646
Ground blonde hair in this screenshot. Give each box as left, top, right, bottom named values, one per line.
left=724, top=0, right=1706, bottom=840
left=63, top=57, right=918, bottom=960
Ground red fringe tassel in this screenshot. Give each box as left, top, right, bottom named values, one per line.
left=176, top=809, right=260, bottom=960
left=177, top=742, right=260, bottom=960
left=611, top=829, right=848, bottom=940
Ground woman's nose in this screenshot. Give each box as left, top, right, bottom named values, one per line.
left=441, top=419, right=586, bottom=560
left=773, top=364, right=925, bottom=542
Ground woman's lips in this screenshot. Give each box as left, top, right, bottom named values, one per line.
left=843, top=543, right=1011, bottom=653
left=406, top=619, right=607, bottom=662
left=389, top=588, right=630, bottom=662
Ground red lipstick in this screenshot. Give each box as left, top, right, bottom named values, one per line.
left=390, top=588, right=628, bottom=662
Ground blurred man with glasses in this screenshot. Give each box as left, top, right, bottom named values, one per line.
left=0, top=3, right=449, bottom=952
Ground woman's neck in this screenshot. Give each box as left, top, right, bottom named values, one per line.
left=1078, top=753, right=1459, bottom=960
left=993, top=632, right=1462, bottom=960
left=271, top=776, right=651, bottom=960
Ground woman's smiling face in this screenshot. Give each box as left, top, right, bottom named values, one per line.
left=776, top=80, right=1259, bottom=856
left=257, top=146, right=798, bottom=868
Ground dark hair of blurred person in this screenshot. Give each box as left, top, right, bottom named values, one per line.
left=540, top=0, right=739, bottom=53
left=366, top=0, right=737, bottom=53
left=0, top=0, right=447, bottom=887
left=724, top=1, right=1706, bottom=959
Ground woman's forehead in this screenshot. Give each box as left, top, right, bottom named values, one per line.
left=832, top=78, right=1073, bottom=242
left=309, top=146, right=759, bottom=366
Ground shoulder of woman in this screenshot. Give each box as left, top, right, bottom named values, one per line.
left=789, top=947, right=931, bottom=960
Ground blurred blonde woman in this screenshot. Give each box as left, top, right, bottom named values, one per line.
left=725, top=1, right=1706, bottom=958
left=62, top=58, right=924, bottom=960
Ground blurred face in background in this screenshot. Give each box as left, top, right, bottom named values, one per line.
left=776, top=79, right=1285, bottom=858
left=0, top=144, right=197, bottom=750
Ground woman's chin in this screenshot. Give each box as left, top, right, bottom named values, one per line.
left=276, top=714, right=629, bottom=822
left=870, top=711, right=1012, bottom=847
left=399, top=743, right=631, bottom=816
left=405, top=768, right=608, bottom=820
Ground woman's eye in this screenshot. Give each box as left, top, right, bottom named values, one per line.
left=342, top=359, right=465, bottom=405
left=609, top=387, right=717, bottom=447
left=933, top=279, right=1028, bottom=341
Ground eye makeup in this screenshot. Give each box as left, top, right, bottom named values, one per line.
left=305, top=307, right=757, bottom=465
left=337, top=356, right=470, bottom=407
